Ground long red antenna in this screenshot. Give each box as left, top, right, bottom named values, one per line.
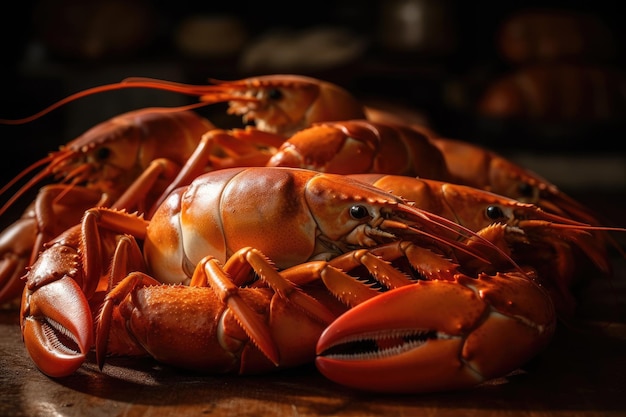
left=0, top=77, right=253, bottom=125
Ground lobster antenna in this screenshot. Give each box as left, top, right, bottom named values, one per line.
left=0, top=83, right=140, bottom=125
left=412, top=206, right=523, bottom=270
left=0, top=78, right=240, bottom=125
left=0, top=155, right=57, bottom=217
left=549, top=223, right=626, bottom=258
left=397, top=204, right=523, bottom=273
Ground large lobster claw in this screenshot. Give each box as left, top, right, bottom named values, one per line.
left=19, top=226, right=95, bottom=378
left=21, top=276, right=94, bottom=377
left=316, top=272, right=556, bottom=393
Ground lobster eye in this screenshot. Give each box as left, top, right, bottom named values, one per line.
left=95, top=147, right=111, bottom=161
left=349, top=205, right=369, bottom=220
left=485, top=205, right=505, bottom=220
left=267, top=88, right=283, bottom=101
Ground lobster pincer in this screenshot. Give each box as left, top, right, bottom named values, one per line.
left=316, top=270, right=556, bottom=393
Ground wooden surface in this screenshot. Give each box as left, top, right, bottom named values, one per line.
left=1, top=259, right=625, bottom=417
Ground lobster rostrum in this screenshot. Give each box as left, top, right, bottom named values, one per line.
left=190, top=74, right=368, bottom=136
left=21, top=167, right=550, bottom=394
left=0, top=108, right=214, bottom=304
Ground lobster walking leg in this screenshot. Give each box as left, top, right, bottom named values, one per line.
left=95, top=242, right=429, bottom=375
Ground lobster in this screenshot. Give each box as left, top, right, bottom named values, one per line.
left=496, top=9, right=617, bottom=65
left=477, top=63, right=626, bottom=124
left=0, top=108, right=215, bottom=305
left=315, top=175, right=626, bottom=393
left=21, top=166, right=555, bottom=394
left=425, top=134, right=607, bottom=228
left=267, top=119, right=452, bottom=180
left=150, top=119, right=455, bottom=211
left=23, top=166, right=625, bottom=392
left=0, top=74, right=367, bottom=136
left=126, top=74, right=609, bottom=228
left=266, top=118, right=615, bottom=269
left=0, top=75, right=438, bottom=306
left=0, top=75, right=369, bottom=303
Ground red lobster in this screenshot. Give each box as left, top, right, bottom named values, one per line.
left=0, top=108, right=214, bottom=304
left=21, top=166, right=555, bottom=394
left=22, top=167, right=625, bottom=393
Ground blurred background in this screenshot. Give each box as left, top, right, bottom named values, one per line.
left=0, top=0, right=624, bottom=213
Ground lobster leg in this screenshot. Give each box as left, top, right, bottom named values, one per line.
left=0, top=185, right=110, bottom=305
left=96, top=271, right=161, bottom=369
left=0, top=217, right=36, bottom=304
left=109, top=157, right=183, bottom=215
left=189, top=247, right=338, bottom=365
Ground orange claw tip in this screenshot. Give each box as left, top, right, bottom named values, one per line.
left=21, top=276, right=94, bottom=377
left=22, top=317, right=89, bottom=378
left=314, top=282, right=489, bottom=393
left=316, top=281, right=486, bottom=355
left=315, top=339, right=483, bottom=393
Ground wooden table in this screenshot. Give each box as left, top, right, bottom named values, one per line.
left=2, top=256, right=626, bottom=417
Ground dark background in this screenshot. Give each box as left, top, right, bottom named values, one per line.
left=2, top=2, right=624, bottom=134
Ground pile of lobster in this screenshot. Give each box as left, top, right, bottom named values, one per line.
left=0, top=74, right=624, bottom=394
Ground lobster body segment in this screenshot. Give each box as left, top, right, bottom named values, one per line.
left=268, top=120, right=453, bottom=180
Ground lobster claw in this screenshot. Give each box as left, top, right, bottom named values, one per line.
left=20, top=276, right=94, bottom=377
left=315, top=273, right=556, bottom=393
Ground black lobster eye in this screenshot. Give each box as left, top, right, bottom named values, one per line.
left=267, top=88, right=283, bottom=101
left=95, top=147, right=111, bottom=161
left=349, top=205, right=369, bottom=220
left=485, top=205, right=505, bottom=220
